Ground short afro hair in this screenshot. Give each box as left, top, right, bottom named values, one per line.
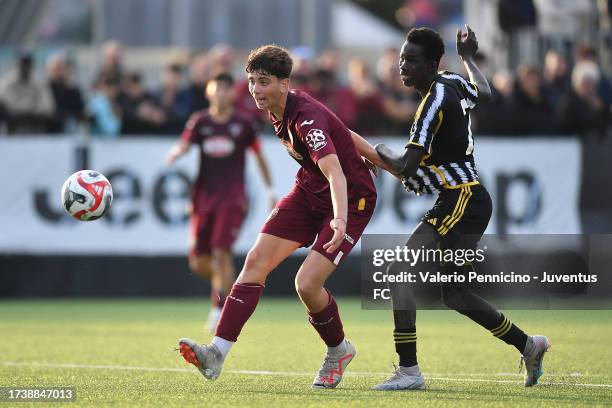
left=245, top=44, right=293, bottom=79
left=406, top=27, right=445, bottom=66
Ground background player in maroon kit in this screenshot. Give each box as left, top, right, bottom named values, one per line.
left=166, top=73, right=275, bottom=332
left=178, top=45, right=387, bottom=388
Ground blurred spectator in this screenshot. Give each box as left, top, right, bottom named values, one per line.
left=178, top=54, right=210, bottom=115
left=344, top=59, right=387, bottom=135
left=375, top=47, right=418, bottom=134
left=510, top=64, right=557, bottom=134
left=118, top=71, right=167, bottom=134
left=154, top=63, right=189, bottom=134
left=575, top=44, right=612, bottom=108
left=176, top=53, right=210, bottom=116
left=290, top=47, right=316, bottom=93
left=316, top=50, right=342, bottom=85
left=472, top=53, right=515, bottom=135
left=541, top=50, right=571, bottom=112
left=207, top=43, right=236, bottom=77
left=98, top=40, right=124, bottom=84
left=47, top=53, right=86, bottom=133
left=396, top=0, right=440, bottom=27
left=0, top=52, right=55, bottom=134
left=88, top=74, right=121, bottom=137
left=558, top=61, right=609, bottom=134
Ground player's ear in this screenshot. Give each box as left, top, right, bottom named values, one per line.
left=280, top=78, right=290, bottom=94
left=429, top=60, right=437, bottom=74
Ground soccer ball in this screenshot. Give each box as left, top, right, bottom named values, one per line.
left=61, top=170, right=113, bottom=221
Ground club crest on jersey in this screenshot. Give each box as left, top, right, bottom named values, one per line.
left=306, top=129, right=327, bottom=151
left=199, top=126, right=214, bottom=136
left=229, top=123, right=242, bottom=137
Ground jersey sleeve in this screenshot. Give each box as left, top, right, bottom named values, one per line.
left=295, top=108, right=336, bottom=163
left=407, top=81, right=446, bottom=154
left=458, top=76, right=479, bottom=105
left=180, top=113, right=201, bottom=143
left=244, top=120, right=261, bottom=152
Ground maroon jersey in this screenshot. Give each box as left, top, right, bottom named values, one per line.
left=270, top=90, right=376, bottom=203
left=181, top=110, right=259, bottom=211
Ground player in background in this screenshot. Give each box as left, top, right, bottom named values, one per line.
left=166, top=73, right=275, bottom=333
left=354, top=26, right=550, bottom=390
left=177, top=45, right=388, bottom=388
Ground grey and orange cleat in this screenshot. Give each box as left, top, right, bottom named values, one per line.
left=178, top=338, right=224, bottom=380
left=521, top=335, right=551, bottom=387
left=371, top=364, right=426, bottom=391
left=312, top=340, right=356, bottom=389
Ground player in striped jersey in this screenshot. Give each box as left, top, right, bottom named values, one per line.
left=356, top=26, right=550, bottom=390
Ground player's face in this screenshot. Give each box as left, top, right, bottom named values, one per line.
left=206, top=80, right=234, bottom=108
left=399, top=41, right=432, bottom=88
left=247, top=72, right=287, bottom=111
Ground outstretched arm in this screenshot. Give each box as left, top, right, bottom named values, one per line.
left=350, top=130, right=401, bottom=177
left=457, top=25, right=491, bottom=103
left=165, top=139, right=190, bottom=166
left=374, top=144, right=425, bottom=180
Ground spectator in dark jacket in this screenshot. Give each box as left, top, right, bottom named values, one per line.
left=47, top=53, right=86, bottom=133
left=559, top=61, right=609, bottom=135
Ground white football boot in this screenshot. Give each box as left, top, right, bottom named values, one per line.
left=521, top=335, right=551, bottom=387
left=371, top=364, right=426, bottom=391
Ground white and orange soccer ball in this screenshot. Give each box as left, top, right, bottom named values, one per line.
left=61, top=170, right=113, bottom=221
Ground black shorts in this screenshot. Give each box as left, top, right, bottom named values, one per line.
left=421, top=183, right=492, bottom=251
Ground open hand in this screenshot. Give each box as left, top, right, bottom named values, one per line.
left=323, top=218, right=346, bottom=253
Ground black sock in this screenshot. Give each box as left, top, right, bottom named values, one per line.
left=490, top=313, right=528, bottom=353
left=394, top=327, right=417, bottom=367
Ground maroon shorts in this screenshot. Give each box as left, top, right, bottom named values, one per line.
left=261, top=185, right=375, bottom=265
left=190, top=205, right=246, bottom=256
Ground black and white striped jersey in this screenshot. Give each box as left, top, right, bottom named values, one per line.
left=403, top=71, right=481, bottom=195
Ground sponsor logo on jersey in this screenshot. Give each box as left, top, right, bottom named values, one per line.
left=202, top=135, right=236, bottom=157
left=306, top=129, right=327, bottom=151
left=300, top=119, right=314, bottom=126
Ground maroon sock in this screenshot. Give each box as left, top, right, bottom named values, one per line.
left=308, top=291, right=345, bottom=347
left=214, top=282, right=264, bottom=342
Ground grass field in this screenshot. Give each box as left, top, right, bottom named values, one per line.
left=0, top=298, right=611, bottom=407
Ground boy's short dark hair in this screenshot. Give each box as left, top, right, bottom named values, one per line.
left=245, top=45, right=293, bottom=79
left=211, top=72, right=234, bottom=87
left=406, top=27, right=445, bottom=66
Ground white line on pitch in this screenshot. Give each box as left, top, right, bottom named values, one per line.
left=1, top=362, right=610, bottom=388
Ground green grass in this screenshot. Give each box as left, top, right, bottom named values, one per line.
left=0, top=298, right=611, bottom=407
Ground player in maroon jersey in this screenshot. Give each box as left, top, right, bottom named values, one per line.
left=166, top=73, right=275, bottom=333
left=177, top=45, right=393, bottom=388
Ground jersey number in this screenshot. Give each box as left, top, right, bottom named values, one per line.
left=460, top=98, right=475, bottom=155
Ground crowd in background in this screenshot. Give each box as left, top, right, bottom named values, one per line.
left=0, top=39, right=610, bottom=138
